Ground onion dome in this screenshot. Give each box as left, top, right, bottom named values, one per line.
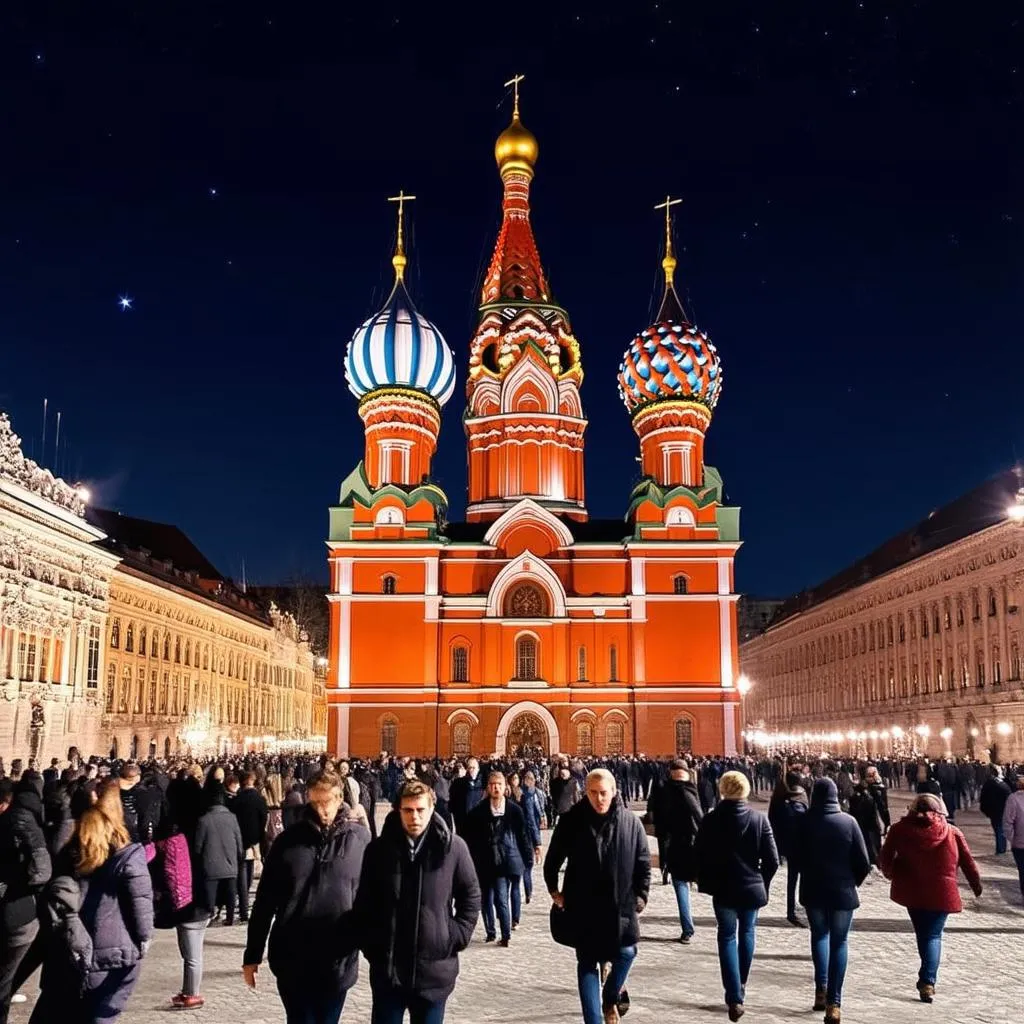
left=343, top=193, right=456, bottom=407
left=495, top=75, right=538, bottom=179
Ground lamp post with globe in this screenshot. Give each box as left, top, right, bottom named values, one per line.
left=736, top=675, right=753, bottom=755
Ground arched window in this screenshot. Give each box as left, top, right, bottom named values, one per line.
left=106, top=663, right=116, bottom=711
left=138, top=626, right=147, bottom=656
left=675, top=717, right=693, bottom=754
left=452, top=720, right=472, bottom=757
left=382, top=575, right=397, bottom=595
left=380, top=716, right=398, bottom=755
left=110, top=619, right=120, bottom=649
left=134, top=668, right=145, bottom=714
left=577, top=646, right=587, bottom=682
left=1011, top=645, right=1021, bottom=681
left=119, top=667, right=131, bottom=712
left=151, top=631, right=159, bottom=657
left=160, top=672, right=169, bottom=713
left=125, top=622, right=134, bottom=653
left=606, top=720, right=624, bottom=755
left=576, top=721, right=594, bottom=755
left=228, top=654, right=234, bottom=678
left=993, top=649, right=1002, bottom=685
left=673, top=575, right=688, bottom=595
left=989, top=590, right=998, bottom=616
left=451, top=646, right=469, bottom=683
left=515, top=635, right=539, bottom=680
left=609, top=644, right=619, bottom=682
left=505, top=584, right=547, bottom=618
left=148, top=670, right=158, bottom=713
left=163, top=634, right=171, bottom=660
left=203, top=645, right=209, bottom=670
left=174, top=637, right=181, bottom=663
left=184, top=641, right=191, bottom=667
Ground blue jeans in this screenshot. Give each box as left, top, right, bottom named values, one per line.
left=370, top=984, right=446, bottom=1024
left=523, top=865, right=533, bottom=901
left=510, top=874, right=523, bottom=924
left=672, top=878, right=695, bottom=937
left=993, top=820, right=1007, bottom=855
left=713, top=902, right=758, bottom=1006
left=805, top=907, right=854, bottom=1006
left=482, top=876, right=512, bottom=940
left=576, top=946, right=636, bottom=1024
left=277, top=978, right=346, bottom=1024
left=907, top=909, right=948, bottom=986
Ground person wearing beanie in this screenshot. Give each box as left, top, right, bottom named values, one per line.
left=767, top=770, right=808, bottom=926
left=790, top=778, right=871, bottom=1022
left=696, top=770, right=779, bottom=1022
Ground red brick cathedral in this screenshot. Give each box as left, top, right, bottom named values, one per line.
left=326, top=91, right=741, bottom=758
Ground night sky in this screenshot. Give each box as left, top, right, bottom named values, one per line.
left=2, top=2, right=1021, bottom=597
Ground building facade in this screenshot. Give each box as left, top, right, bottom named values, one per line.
left=741, top=472, right=1024, bottom=762
left=0, top=414, right=120, bottom=764
left=91, top=510, right=324, bottom=759
left=327, top=96, right=741, bottom=759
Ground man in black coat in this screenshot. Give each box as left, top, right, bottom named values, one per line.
left=464, top=772, right=536, bottom=945
left=353, top=779, right=481, bottom=1024
left=232, top=771, right=269, bottom=923
left=979, top=765, right=1012, bottom=854
left=448, top=758, right=484, bottom=835
left=545, top=768, right=650, bottom=1024
left=0, top=779, right=51, bottom=1024
left=243, top=769, right=369, bottom=1023
left=653, top=760, right=703, bottom=942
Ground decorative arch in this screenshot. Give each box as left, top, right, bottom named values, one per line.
left=666, top=505, right=696, bottom=527
left=570, top=707, right=598, bottom=722
left=602, top=708, right=628, bottom=720
left=500, top=346, right=559, bottom=415
left=445, top=708, right=480, bottom=726
left=484, top=498, right=574, bottom=556
left=495, top=700, right=560, bottom=755
left=374, top=504, right=405, bottom=526
left=485, top=550, right=568, bottom=618
left=513, top=631, right=541, bottom=680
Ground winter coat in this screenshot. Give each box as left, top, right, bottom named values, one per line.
left=232, top=787, right=269, bottom=849
left=354, top=810, right=481, bottom=1003
left=195, top=804, right=244, bottom=880
left=0, top=786, right=52, bottom=929
left=655, top=779, right=703, bottom=882
left=465, top=799, right=534, bottom=883
left=879, top=810, right=981, bottom=912
left=157, top=833, right=193, bottom=912
left=1002, top=790, right=1024, bottom=849
left=791, top=779, right=870, bottom=911
left=768, top=788, right=807, bottom=859
left=519, top=787, right=544, bottom=847
left=979, top=777, right=1011, bottom=823
left=551, top=775, right=581, bottom=814
left=696, top=799, right=779, bottom=909
left=543, top=797, right=651, bottom=960
left=244, top=806, right=369, bottom=991
left=449, top=773, right=485, bottom=834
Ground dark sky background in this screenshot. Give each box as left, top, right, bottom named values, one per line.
left=1, top=2, right=1021, bottom=597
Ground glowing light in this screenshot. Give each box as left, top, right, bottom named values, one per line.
left=75, top=485, right=91, bottom=503
left=997, top=721, right=1012, bottom=737
left=736, top=674, right=753, bottom=697
left=1008, top=486, right=1024, bottom=523
left=969, top=727, right=979, bottom=737
left=915, top=724, right=930, bottom=738
left=869, top=730, right=879, bottom=740
left=880, top=730, right=890, bottom=740
left=940, top=727, right=953, bottom=740
left=890, top=726, right=904, bottom=739
left=118, top=295, right=133, bottom=311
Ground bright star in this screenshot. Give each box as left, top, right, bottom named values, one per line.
left=209, top=187, right=218, bottom=197
left=119, top=295, right=133, bottom=311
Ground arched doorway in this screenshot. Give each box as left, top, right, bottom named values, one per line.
left=495, top=701, right=559, bottom=756
left=130, top=735, right=139, bottom=760
left=507, top=712, right=549, bottom=756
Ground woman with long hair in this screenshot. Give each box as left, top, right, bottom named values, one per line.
left=879, top=792, right=981, bottom=1003
left=31, top=803, right=153, bottom=1023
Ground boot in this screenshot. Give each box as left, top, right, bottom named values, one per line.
left=728, top=1004, right=745, bottom=1022
left=824, top=1004, right=841, bottom=1023
left=813, top=986, right=827, bottom=1011
left=917, top=982, right=935, bottom=1003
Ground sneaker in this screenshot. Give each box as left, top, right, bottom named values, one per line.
left=484, top=935, right=496, bottom=943
left=180, top=995, right=205, bottom=1009
left=616, top=988, right=631, bottom=1017
left=813, top=986, right=827, bottom=1011
left=728, top=1004, right=745, bottom=1022
left=171, top=994, right=186, bottom=1007
left=677, top=932, right=692, bottom=944
left=10, top=995, right=27, bottom=1004
left=497, top=937, right=510, bottom=948
left=917, top=982, right=934, bottom=1003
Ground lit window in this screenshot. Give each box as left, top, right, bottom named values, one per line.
left=452, top=646, right=469, bottom=683
left=110, top=618, right=120, bottom=649
left=515, top=635, right=539, bottom=680
left=675, top=718, right=693, bottom=753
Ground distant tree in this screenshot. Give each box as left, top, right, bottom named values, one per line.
left=249, top=577, right=329, bottom=656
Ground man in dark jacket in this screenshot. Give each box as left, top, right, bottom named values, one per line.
left=0, top=779, right=51, bottom=1024
left=767, top=772, right=808, bottom=926
left=980, top=765, right=1012, bottom=854
left=545, top=768, right=650, bottom=1024
left=935, top=758, right=960, bottom=823
left=243, top=769, right=368, bottom=1024
left=790, top=778, right=870, bottom=1017
left=232, top=771, right=269, bottom=923
left=654, top=760, right=703, bottom=942
left=465, top=772, right=536, bottom=944
left=354, top=779, right=480, bottom=1024
left=448, top=758, right=484, bottom=835
left=195, top=789, right=244, bottom=925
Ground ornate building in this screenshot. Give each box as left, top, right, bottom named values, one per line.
left=741, top=471, right=1024, bottom=761
left=327, top=91, right=741, bottom=758
left=0, top=414, right=119, bottom=764
left=89, top=509, right=324, bottom=758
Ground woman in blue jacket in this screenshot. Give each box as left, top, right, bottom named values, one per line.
left=518, top=770, right=544, bottom=910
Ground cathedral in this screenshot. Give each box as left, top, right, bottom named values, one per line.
left=326, top=91, right=741, bottom=758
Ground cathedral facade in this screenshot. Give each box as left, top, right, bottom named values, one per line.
left=327, top=97, right=741, bottom=758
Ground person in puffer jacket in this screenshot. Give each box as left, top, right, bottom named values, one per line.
left=879, top=793, right=981, bottom=1005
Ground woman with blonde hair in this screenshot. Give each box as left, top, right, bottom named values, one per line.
left=31, top=803, right=153, bottom=1023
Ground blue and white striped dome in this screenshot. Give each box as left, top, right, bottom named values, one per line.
left=344, top=280, right=456, bottom=406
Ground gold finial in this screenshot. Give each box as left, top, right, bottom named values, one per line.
left=654, top=195, right=683, bottom=286
left=504, top=73, right=525, bottom=120
left=387, top=190, right=416, bottom=282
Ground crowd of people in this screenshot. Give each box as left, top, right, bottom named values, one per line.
left=0, top=748, right=1020, bottom=1024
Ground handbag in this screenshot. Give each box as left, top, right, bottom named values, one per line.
left=549, top=903, right=576, bottom=948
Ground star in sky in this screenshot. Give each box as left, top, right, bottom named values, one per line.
left=118, top=295, right=133, bottom=311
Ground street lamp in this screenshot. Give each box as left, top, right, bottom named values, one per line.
left=997, top=721, right=1012, bottom=737
left=736, top=675, right=753, bottom=753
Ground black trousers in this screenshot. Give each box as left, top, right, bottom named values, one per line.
left=206, top=877, right=238, bottom=923
left=237, top=859, right=254, bottom=921
left=0, top=920, right=38, bottom=1024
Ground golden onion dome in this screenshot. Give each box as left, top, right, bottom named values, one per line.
left=495, top=114, right=538, bottom=177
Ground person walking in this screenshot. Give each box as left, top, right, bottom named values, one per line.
left=195, top=786, right=245, bottom=926
left=353, top=778, right=481, bottom=1024
left=518, top=769, right=545, bottom=907
left=1002, top=773, right=1024, bottom=902
left=879, top=792, right=982, bottom=1002
left=979, top=765, right=1011, bottom=855
left=655, top=760, right=703, bottom=943
left=243, top=770, right=368, bottom=1024
left=544, top=768, right=650, bottom=1024
left=790, top=778, right=870, bottom=1022
left=767, top=771, right=808, bottom=926
left=696, top=770, right=779, bottom=1022
left=231, top=771, right=268, bottom=924
left=448, top=758, right=484, bottom=836
left=465, top=771, right=536, bottom=943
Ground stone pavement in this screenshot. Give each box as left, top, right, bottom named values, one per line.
left=11, top=790, right=1024, bottom=1024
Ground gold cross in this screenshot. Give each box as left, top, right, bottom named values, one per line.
left=654, top=195, right=683, bottom=283
left=504, top=73, right=525, bottom=119
left=387, top=190, right=416, bottom=280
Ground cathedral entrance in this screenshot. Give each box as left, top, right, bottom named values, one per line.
left=507, top=711, right=549, bottom=757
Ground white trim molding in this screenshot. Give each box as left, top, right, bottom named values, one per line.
left=484, top=498, right=575, bottom=551
left=485, top=550, right=569, bottom=618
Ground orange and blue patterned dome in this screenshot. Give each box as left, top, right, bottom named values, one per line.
left=618, top=315, right=722, bottom=414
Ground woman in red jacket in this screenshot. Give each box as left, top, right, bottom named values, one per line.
left=879, top=793, right=982, bottom=1003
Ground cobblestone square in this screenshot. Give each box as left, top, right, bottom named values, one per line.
left=11, top=793, right=1022, bottom=1024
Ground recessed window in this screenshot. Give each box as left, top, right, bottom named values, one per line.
left=673, top=575, right=688, bottom=595
left=515, top=635, right=539, bottom=680
left=505, top=583, right=547, bottom=617
left=675, top=718, right=693, bottom=753
left=577, top=646, right=588, bottom=682
left=609, top=644, right=619, bottom=682
left=110, top=618, right=121, bottom=649
left=451, top=646, right=469, bottom=683
left=382, top=575, right=397, bottom=595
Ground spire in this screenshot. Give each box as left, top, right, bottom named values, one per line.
left=387, top=190, right=415, bottom=283
left=652, top=195, right=688, bottom=323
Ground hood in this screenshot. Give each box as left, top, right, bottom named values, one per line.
left=668, top=778, right=700, bottom=800
left=899, top=811, right=950, bottom=850
left=810, top=778, right=841, bottom=814
left=13, top=787, right=44, bottom=823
